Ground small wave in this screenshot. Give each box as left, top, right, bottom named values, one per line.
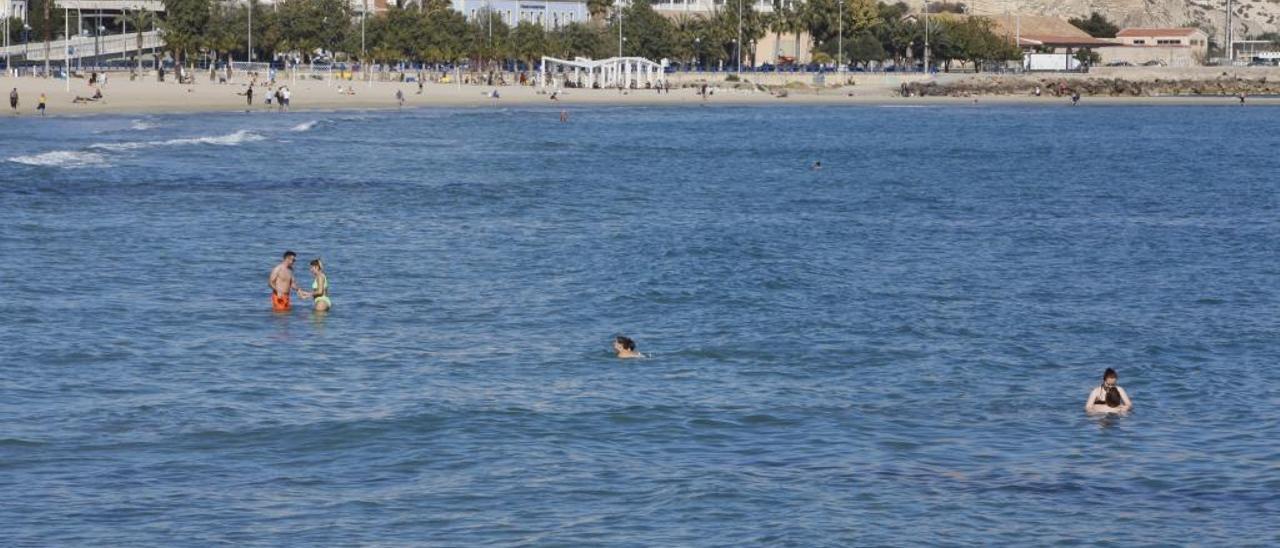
left=90, top=130, right=265, bottom=151
left=129, top=120, right=158, bottom=131
left=8, top=150, right=109, bottom=168
left=291, top=120, right=319, bottom=132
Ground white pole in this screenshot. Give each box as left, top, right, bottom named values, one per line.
left=65, top=7, right=70, bottom=92
left=248, top=2, right=253, bottom=65
left=838, top=0, right=843, bottom=77
left=736, top=0, right=742, bottom=77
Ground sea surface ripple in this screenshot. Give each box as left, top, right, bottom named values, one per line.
left=2, top=105, right=1278, bottom=545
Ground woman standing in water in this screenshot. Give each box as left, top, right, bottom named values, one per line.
left=1085, top=368, right=1132, bottom=414
left=297, top=258, right=332, bottom=312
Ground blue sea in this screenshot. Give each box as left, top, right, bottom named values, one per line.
left=2, top=105, right=1278, bottom=545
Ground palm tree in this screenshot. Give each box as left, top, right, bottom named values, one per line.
left=117, top=9, right=155, bottom=74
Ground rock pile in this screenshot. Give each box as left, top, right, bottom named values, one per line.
left=900, top=76, right=1280, bottom=97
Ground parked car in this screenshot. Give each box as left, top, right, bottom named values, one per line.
left=1140, top=60, right=1167, bottom=67
left=1104, top=61, right=1134, bottom=67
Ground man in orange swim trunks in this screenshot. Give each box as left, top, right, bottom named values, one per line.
left=268, top=250, right=298, bottom=311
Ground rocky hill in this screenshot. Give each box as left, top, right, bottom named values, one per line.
left=963, top=0, right=1275, bottom=41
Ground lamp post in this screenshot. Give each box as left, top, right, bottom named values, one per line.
left=693, top=36, right=700, bottom=70
left=736, top=0, right=742, bottom=77
left=922, top=0, right=929, bottom=72
left=617, top=5, right=623, bottom=58
left=838, top=0, right=843, bottom=77
left=248, top=0, right=253, bottom=65
left=64, top=6, right=69, bottom=91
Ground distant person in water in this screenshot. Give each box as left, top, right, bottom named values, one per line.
left=268, top=250, right=298, bottom=312
left=1085, top=368, right=1132, bottom=414
left=1071, top=91, right=1081, bottom=106
left=613, top=336, right=643, bottom=359
left=297, top=258, right=332, bottom=312
left=811, top=161, right=822, bottom=171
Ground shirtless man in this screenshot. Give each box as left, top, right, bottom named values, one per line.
left=268, top=251, right=298, bottom=311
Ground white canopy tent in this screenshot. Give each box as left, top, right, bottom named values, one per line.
left=538, top=56, right=667, bottom=90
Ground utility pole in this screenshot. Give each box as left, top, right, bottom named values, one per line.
left=64, top=6, right=69, bottom=91
left=736, top=0, right=742, bottom=77
left=1226, top=0, right=1234, bottom=62
left=248, top=0, right=253, bottom=64
left=838, top=0, right=843, bottom=77
left=923, top=0, right=929, bottom=72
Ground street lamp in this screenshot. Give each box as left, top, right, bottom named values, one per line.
left=838, top=0, right=843, bottom=77
left=693, top=36, right=701, bottom=69
left=736, top=0, right=742, bottom=76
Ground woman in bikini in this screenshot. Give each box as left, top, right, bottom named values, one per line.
left=297, top=258, right=332, bottom=312
left=1085, top=368, right=1132, bottom=414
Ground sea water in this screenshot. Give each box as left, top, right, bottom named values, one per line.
left=1, top=105, right=1278, bottom=545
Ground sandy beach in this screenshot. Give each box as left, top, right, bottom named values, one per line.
left=2, top=72, right=1275, bottom=117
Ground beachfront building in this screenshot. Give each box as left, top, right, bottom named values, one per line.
left=913, top=14, right=1114, bottom=72
left=455, top=0, right=589, bottom=30
left=3, top=0, right=28, bottom=22
left=539, top=55, right=667, bottom=88
left=1101, top=28, right=1209, bottom=67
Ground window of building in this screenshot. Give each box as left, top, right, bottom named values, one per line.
left=1132, top=39, right=1146, bottom=45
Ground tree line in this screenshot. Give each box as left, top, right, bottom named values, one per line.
left=152, top=0, right=1020, bottom=72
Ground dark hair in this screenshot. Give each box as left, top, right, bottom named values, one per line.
left=1102, top=368, right=1118, bottom=381
left=310, top=258, right=323, bottom=269
left=283, top=250, right=297, bottom=259
left=615, top=336, right=636, bottom=352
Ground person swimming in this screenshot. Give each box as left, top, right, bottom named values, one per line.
left=613, top=335, right=643, bottom=359
left=811, top=161, right=822, bottom=171
left=297, top=258, right=331, bottom=312
left=268, top=250, right=298, bottom=312
left=1085, top=368, right=1132, bottom=414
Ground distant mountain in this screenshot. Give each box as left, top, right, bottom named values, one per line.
left=961, top=0, right=1273, bottom=40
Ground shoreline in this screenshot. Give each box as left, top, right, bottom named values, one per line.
left=3, top=76, right=1275, bottom=119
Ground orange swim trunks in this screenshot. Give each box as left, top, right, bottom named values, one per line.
left=271, top=292, right=291, bottom=312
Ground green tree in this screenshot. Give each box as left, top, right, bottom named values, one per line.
left=1068, top=12, right=1118, bottom=39
left=609, top=0, right=676, bottom=60
left=552, top=22, right=608, bottom=59
left=27, top=0, right=66, bottom=72
left=511, top=21, right=547, bottom=67
left=588, top=0, right=614, bottom=22
left=276, top=0, right=352, bottom=62
left=846, top=30, right=885, bottom=67
left=113, top=9, right=156, bottom=72
left=1073, top=47, right=1100, bottom=66
left=161, top=0, right=211, bottom=70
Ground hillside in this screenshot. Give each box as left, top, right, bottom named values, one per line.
left=963, top=0, right=1274, bottom=41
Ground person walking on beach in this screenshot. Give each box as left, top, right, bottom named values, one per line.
left=281, top=87, right=291, bottom=111
left=242, top=85, right=254, bottom=108
left=268, top=251, right=298, bottom=312
left=1071, top=91, right=1080, bottom=106
left=37, top=93, right=46, bottom=116
left=9, top=88, right=17, bottom=114
left=396, top=89, right=405, bottom=108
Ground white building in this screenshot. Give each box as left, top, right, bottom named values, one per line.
left=3, top=0, right=28, bottom=21
left=455, top=0, right=588, bottom=30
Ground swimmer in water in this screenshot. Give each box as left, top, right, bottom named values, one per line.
left=1085, top=368, right=1132, bottom=414
left=268, top=250, right=298, bottom=312
left=811, top=161, right=822, bottom=171
left=297, top=258, right=331, bottom=312
left=613, top=335, right=643, bottom=359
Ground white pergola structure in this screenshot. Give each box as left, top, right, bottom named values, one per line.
left=539, top=56, right=667, bottom=90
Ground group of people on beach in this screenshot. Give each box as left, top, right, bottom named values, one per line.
left=241, top=84, right=291, bottom=110
left=9, top=88, right=47, bottom=115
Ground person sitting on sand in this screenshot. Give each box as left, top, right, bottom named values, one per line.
left=296, top=258, right=332, bottom=312
left=1085, top=368, right=1132, bottom=414
left=613, top=336, right=643, bottom=359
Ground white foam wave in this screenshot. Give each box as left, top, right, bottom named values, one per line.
left=8, top=150, right=109, bottom=168
left=291, top=120, right=318, bottom=132
left=129, top=120, right=158, bottom=131
left=90, top=130, right=265, bottom=151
